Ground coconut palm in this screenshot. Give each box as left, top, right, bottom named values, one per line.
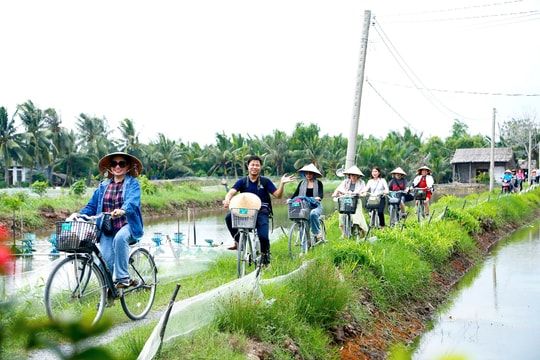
left=17, top=100, right=54, bottom=183
left=0, top=107, right=28, bottom=186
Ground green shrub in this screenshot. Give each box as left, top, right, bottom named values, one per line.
left=71, top=180, right=87, bottom=196
left=30, top=181, right=48, bottom=197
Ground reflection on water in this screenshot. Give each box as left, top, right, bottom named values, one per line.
left=2, top=198, right=337, bottom=299
left=412, top=220, right=540, bottom=360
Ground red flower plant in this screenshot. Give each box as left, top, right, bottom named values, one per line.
left=0, top=225, right=14, bottom=275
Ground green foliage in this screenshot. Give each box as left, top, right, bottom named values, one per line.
left=366, top=240, right=432, bottom=303
left=71, top=180, right=87, bottom=196
left=287, top=260, right=351, bottom=326
left=138, top=175, right=157, bottom=195
left=0, top=192, right=26, bottom=210
left=30, top=180, right=48, bottom=197
left=443, top=207, right=481, bottom=235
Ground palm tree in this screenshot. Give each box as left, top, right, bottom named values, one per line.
left=205, top=133, right=234, bottom=177
left=149, top=133, right=185, bottom=179
left=260, top=130, right=291, bottom=176
left=17, top=100, right=54, bottom=183
left=76, top=113, right=112, bottom=182
left=118, top=118, right=141, bottom=155
left=0, top=107, right=27, bottom=186
left=53, top=130, right=94, bottom=186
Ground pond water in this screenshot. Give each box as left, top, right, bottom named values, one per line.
left=412, top=219, right=540, bottom=359
left=2, top=198, right=337, bottom=298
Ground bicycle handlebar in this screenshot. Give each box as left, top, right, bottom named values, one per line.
left=67, top=212, right=111, bottom=222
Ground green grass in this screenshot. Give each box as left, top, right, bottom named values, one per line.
left=2, top=184, right=540, bottom=359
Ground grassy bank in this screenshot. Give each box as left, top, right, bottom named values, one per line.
left=2, top=184, right=539, bottom=359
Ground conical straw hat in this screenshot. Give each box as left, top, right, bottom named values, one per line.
left=229, top=192, right=262, bottom=210
left=390, top=167, right=407, bottom=175
left=298, top=163, right=323, bottom=178
left=343, top=165, right=364, bottom=177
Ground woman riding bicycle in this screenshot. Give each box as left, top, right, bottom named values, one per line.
left=361, top=166, right=389, bottom=229
left=411, top=165, right=435, bottom=216
left=74, top=151, right=144, bottom=289
left=291, top=163, right=324, bottom=241
left=332, top=165, right=368, bottom=238
left=387, top=167, right=412, bottom=218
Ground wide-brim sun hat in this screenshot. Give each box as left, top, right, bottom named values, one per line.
left=504, top=169, right=512, bottom=173
left=298, top=163, right=323, bottom=178
left=98, top=152, right=143, bottom=178
left=343, top=165, right=364, bottom=177
left=390, top=167, right=407, bottom=176
left=417, top=165, right=432, bottom=174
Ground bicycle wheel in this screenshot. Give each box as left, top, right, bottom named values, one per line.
left=370, top=210, right=378, bottom=228
left=288, top=221, right=307, bottom=260
left=236, top=231, right=251, bottom=277
left=343, top=214, right=352, bottom=238
left=417, top=202, right=425, bottom=222
left=318, top=218, right=326, bottom=242
left=389, top=205, right=398, bottom=227
left=44, top=255, right=106, bottom=325
left=121, top=247, right=157, bottom=320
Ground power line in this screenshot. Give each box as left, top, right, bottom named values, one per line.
left=365, top=79, right=419, bottom=133
left=366, top=79, right=540, bottom=97
left=371, top=18, right=469, bottom=119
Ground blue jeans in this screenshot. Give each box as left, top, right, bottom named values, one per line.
left=99, top=224, right=133, bottom=281
left=309, top=203, right=323, bottom=236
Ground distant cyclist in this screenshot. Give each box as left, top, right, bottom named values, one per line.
left=411, top=165, right=435, bottom=216
left=332, top=165, right=368, bottom=238
left=291, top=163, right=325, bottom=242
left=387, top=167, right=412, bottom=218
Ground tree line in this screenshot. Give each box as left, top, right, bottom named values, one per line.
left=0, top=100, right=537, bottom=187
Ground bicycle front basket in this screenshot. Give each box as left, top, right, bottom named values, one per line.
left=414, top=189, right=427, bottom=201
left=365, top=195, right=381, bottom=210
left=56, top=221, right=99, bottom=253
left=230, top=208, right=259, bottom=229
left=288, top=199, right=311, bottom=220
left=388, top=192, right=402, bottom=204
left=337, top=196, right=358, bottom=214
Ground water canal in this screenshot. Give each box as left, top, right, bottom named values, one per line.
left=412, top=218, right=540, bottom=359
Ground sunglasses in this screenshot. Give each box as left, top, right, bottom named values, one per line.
left=110, top=160, right=127, bottom=168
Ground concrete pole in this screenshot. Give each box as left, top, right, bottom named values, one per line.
left=489, top=108, right=496, bottom=193
left=345, top=10, right=371, bottom=170
left=528, top=130, right=532, bottom=183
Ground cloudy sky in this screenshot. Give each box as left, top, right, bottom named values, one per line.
left=1, top=0, right=539, bottom=146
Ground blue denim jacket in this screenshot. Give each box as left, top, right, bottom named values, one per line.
left=80, top=174, right=144, bottom=239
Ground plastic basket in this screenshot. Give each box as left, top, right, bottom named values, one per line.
left=56, top=221, right=99, bottom=253
left=414, top=188, right=427, bottom=201
left=337, top=196, right=358, bottom=214
left=388, top=191, right=402, bottom=204
left=288, top=199, right=311, bottom=220
left=365, top=195, right=381, bottom=210
left=230, top=208, right=258, bottom=229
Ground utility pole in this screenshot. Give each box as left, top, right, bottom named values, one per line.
left=528, top=130, right=532, bottom=183
left=345, top=10, right=371, bottom=170
left=489, top=108, right=496, bottom=193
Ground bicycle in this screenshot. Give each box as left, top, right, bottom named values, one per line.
left=287, top=197, right=326, bottom=259
left=413, top=187, right=429, bottom=221
left=229, top=207, right=261, bottom=278
left=387, top=191, right=403, bottom=227
left=44, top=213, right=157, bottom=325
left=364, top=193, right=382, bottom=238
left=336, top=194, right=361, bottom=240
